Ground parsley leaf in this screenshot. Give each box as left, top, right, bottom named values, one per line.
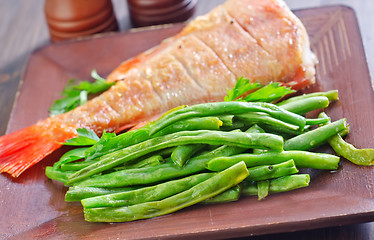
left=225, top=77, right=295, bottom=103
left=243, top=82, right=295, bottom=102
left=53, top=129, right=116, bottom=169
left=224, top=77, right=262, bottom=101
left=53, top=147, right=89, bottom=169
left=63, top=128, right=100, bottom=146
left=49, top=70, right=115, bottom=116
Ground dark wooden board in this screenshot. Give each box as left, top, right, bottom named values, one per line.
left=1, top=5, right=373, bottom=240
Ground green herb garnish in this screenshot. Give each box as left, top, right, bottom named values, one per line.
left=63, top=128, right=101, bottom=146
left=52, top=129, right=116, bottom=169
left=49, top=70, right=115, bottom=116
left=224, top=77, right=262, bottom=101
left=53, top=147, right=89, bottom=169
left=224, top=77, right=295, bottom=102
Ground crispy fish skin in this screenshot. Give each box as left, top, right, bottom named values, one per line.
left=0, top=0, right=317, bottom=177
left=83, top=0, right=317, bottom=133
left=222, top=0, right=317, bottom=88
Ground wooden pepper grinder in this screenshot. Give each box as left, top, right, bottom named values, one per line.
left=45, top=0, right=118, bottom=42
left=127, top=0, right=197, bottom=27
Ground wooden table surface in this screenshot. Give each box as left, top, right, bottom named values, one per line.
left=0, top=0, right=373, bottom=239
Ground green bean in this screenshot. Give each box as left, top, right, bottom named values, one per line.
left=246, top=160, right=298, bottom=181
left=83, top=161, right=249, bottom=222
left=65, top=186, right=139, bottom=202
left=67, top=130, right=283, bottom=184
left=305, top=116, right=330, bottom=125
left=241, top=181, right=258, bottom=196
left=171, top=144, right=206, bottom=167
left=75, top=138, right=249, bottom=188
left=242, top=174, right=310, bottom=196
left=256, top=124, right=301, bottom=138
left=218, top=115, right=234, bottom=127
left=82, top=172, right=215, bottom=208
left=257, top=180, right=269, bottom=200
left=206, top=151, right=340, bottom=171
left=84, top=116, right=222, bottom=162
left=277, top=90, right=338, bottom=106
left=156, top=147, right=176, bottom=158
left=246, top=125, right=267, bottom=154
left=152, top=117, right=222, bottom=137
left=85, top=127, right=150, bottom=161
left=284, top=118, right=348, bottom=151
left=133, top=154, right=164, bottom=168
left=149, top=102, right=306, bottom=136
left=219, top=118, right=247, bottom=131
left=268, top=174, right=310, bottom=193
left=114, top=155, right=164, bottom=171
left=236, top=112, right=300, bottom=132
left=62, top=154, right=164, bottom=172
left=319, top=113, right=374, bottom=166
left=246, top=124, right=266, bottom=134
left=202, top=185, right=241, bottom=203
left=60, top=161, right=92, bottom=171
left=45, top=167, right=73, bottom=184
left=278, top=96, right=330, bottom=115
left=74, top=143, right=246, bottom=188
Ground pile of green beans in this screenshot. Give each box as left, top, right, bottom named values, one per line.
left=45, top=89, right=373, bottom=223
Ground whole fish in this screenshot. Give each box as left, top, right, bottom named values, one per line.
left=0, top=0, right=317, bottom=177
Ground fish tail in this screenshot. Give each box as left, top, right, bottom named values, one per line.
left=0, top=119, right=77, bottom=177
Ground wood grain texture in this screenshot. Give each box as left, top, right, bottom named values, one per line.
left=0, top=1, right=373, bottom=240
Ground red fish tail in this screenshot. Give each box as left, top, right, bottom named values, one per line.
left=0, top=119, right=77, bottom=177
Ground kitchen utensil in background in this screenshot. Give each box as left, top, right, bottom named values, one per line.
left=127, top=0, right=197, bottom=27
left=45, top=0, right=118, bottom=42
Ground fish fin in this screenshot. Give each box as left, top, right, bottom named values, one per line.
left=0, top=119, right=76, bottom=177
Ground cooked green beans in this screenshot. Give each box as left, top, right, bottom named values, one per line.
left=85, top=127, right=150, bottom=161
left=257, top=180, right=270, bottom=200
left=327, top=134, right=374, bottom=166
left=284, top=118, right=348, bottom=151
left=45, top=167, right=72, bottom=184
left=246, top=160, right=299, bottom=181
left=278, top=96, right=330, bottom=115
left=277, top=90, right=338, bottom=106
left=67, top=130, right=283, bottom=184
left=319, top=112, right=374, bottom=166
left=171, top=144, right=206, bottom=167
left=85, top=116, right=222, bottom=162
left=236, top=112, right=300, bottom=132
left=206, top=151, right=340, bottom=171
left=152, top=116, right=223, bottom=137
left=74, top=141, right=248, bottom=187
left=242, top=174, right=310, bottom=196
left=65, top=186, right=139, bottom=202
left=82, top=172, right=215, bottom=208
left=247, top=125, right=267, bottom=154
left=83, top=161, right=249, bottom=222
left=60, top=161, right=91, bottom=171
left=149, top=102, right=306, bottom=136
left=202, top=185, right=241, bottom=203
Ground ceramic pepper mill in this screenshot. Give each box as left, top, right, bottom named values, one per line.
left=127, top=0, right=197, bottom=27
left=45, top=0, right=118, bottom=42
